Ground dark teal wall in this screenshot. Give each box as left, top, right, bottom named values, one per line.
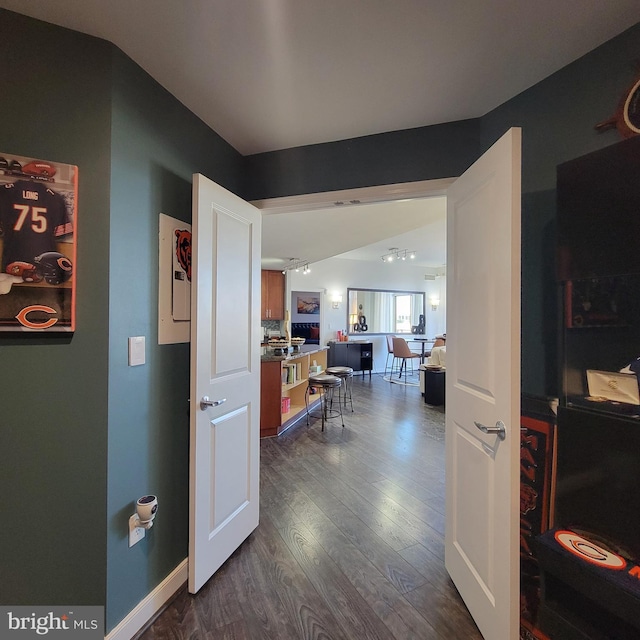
left=0, top=8, right=245, bottom=632
left=480, top=21, right=640, bottom=397
left=244, top=118, right=481, bottom=200
left=0, top=11, right=111, bottom=606
left=106, top=51, right=243, bottom=630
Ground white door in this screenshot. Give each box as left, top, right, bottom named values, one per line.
left=445, top=128, right=521, bottom=639
left=189, top=174, right=261, bottom=593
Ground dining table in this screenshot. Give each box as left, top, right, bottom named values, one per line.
left=409, top=337, right=435, bottom=363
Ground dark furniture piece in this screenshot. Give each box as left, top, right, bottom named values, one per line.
left=423, top=368, right=445, bottom=406
left=536, top=136, right=640, bottom=639
left=535, top=528, right=640, bottom=640
left=328, top=341, right=372, bottom=378
left=291, top=322, right=320, bottom=344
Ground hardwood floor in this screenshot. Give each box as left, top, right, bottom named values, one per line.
left=138, top=372, right=482, bottom=639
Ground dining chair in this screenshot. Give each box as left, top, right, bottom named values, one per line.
left=392, top=337, right=421, bottom=383
left=384, top=334, right=396, bottom=379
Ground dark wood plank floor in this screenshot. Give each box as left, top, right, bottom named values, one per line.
left=138, top=372, right=483, bottom=639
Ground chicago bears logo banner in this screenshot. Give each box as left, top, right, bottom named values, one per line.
left=520, top=414, right=555, bottom=638
left=0, top=152, right=77, bottom=332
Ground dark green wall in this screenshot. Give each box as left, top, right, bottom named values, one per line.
left=106, top=50, right=243, bottom=630
left=0, top=9, right=245, bottom=633
left=244, top=118, right=481, bottom=200
left=0, top=11, right=112, bottom=606
left=480, top=21, right=640, bottom=397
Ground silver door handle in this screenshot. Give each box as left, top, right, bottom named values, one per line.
left=200, top=396, right=226, bottom=410
left=474, top=420, right=506, bottom=440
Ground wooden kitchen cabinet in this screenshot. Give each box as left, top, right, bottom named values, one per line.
left=260, top=347, right=328, bottom=437
left=261, top=269, right=285, bottom=320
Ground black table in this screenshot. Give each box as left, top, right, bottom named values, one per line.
left=424, top=368, right=445, bottom=406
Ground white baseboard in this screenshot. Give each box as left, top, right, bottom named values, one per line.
left=105, top=558, right=188, bottom=640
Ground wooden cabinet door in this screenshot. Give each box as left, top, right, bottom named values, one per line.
left=260, top=270, right=269, bottom=320
left=261, top=270, right=285, bottom=320
left=346, top=343, right=363, bottom=371
left=267, top=270, right=284, bottom=320
left=328, top=342, right=346, bottom=368
left=260, top=360, right=282, bottom=437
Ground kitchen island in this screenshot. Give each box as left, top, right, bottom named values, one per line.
left=260, top=344, right=328, bottom=437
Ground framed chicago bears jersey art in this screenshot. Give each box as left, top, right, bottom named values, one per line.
left=0, top=152, right=77, bottom=332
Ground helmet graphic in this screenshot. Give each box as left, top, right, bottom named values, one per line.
left=33, top=251, right=73, bottom=285
left=6, top=261, right=43, bottom=283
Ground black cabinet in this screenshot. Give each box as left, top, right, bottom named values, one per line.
left=424, top=369, right=445, bottom=406
left=557, top=136, right=640, bottom=281
left=328, top=341, right=373, bottom=378
left=537, top=137, right=640, bottom=640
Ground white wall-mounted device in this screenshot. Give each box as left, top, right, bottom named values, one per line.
left=128, top=495, right=158, bottom=547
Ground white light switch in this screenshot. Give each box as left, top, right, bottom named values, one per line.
left=128, top=336, right=146, bottom=366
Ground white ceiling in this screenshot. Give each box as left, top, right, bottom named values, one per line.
left=0, top=0, right=636, bottom=156
left=261, top=196, right=447, bottom=271
left=1, top=1, right=637, bottom=268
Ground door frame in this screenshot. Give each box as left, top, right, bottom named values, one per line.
left=252, top=177, right=455, bottom=215
left=254, top=172, right=522, bottom=632
left=254, top=177, right=454, bottom=349
left=254, top=177, right=454, bottom=361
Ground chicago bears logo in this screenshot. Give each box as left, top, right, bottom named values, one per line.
left=15, top=305, right=59, bottom=329
left=175, top=229, right=192, bottom=282
left=33, top=252, right=73, bottom=285
left=555, top=530, right=627, bottom=570
left=520, top=484, right=538, bottom=515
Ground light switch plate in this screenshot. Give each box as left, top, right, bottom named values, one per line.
left=128, top=336, right=145, bottom=366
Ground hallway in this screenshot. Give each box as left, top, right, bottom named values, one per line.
left=139, top=373, right=482, bottom=639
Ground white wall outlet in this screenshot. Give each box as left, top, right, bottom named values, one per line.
left=129, top=514, right=145, bottom=547
left=128, top=336, right=145, bottom=366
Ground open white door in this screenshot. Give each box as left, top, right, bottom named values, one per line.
left=445, top=128, right=521, bottom=639
left=189, top=174, right=261, bottom=593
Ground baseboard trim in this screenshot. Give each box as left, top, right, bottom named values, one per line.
left=105, top=558, right=188, bottom=640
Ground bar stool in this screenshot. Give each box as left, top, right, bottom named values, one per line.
left=305, top=373, right=344, bottom=431
left=325, top=366, right=354, bottom=412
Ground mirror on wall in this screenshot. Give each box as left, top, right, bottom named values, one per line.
left=347, top=288, right=426, bottom=335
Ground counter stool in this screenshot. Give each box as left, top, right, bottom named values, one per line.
left=325, top=366, right=354, bottom=412
left=306, top=373, right=344, bottom=431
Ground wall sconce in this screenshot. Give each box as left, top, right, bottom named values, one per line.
left=381, top=247, right=416, bottom=263
left=331, top=293, right=343, bottom=309
left=430, top=296, right=440, bottom=311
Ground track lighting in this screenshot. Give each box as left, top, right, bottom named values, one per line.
left=381, top=248, right=416, bottom=263
left=282, top=258, right=311, bottom=274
